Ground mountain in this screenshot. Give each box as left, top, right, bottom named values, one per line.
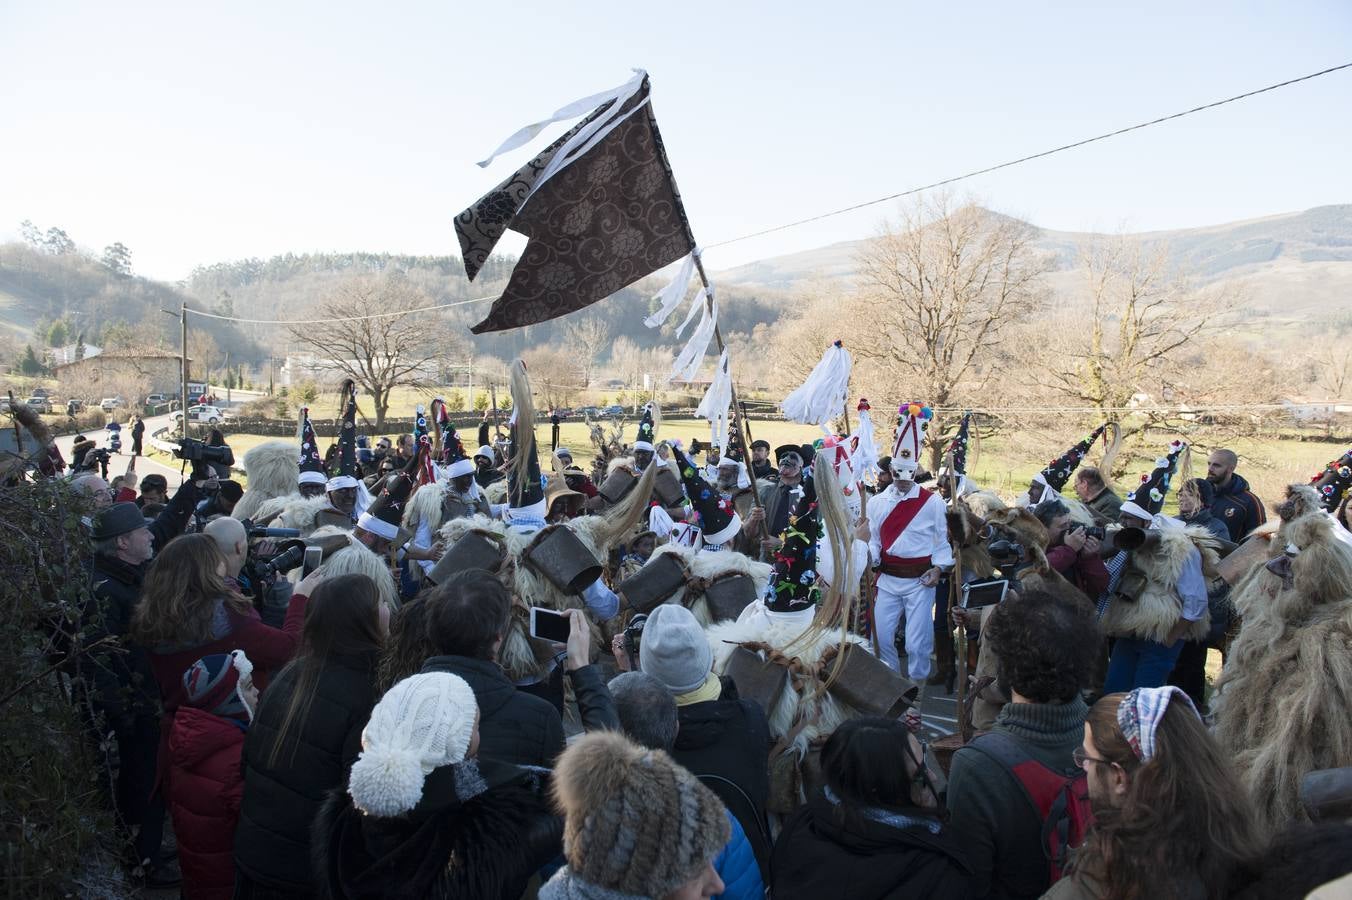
left=712, top=205, right=1352, bottom=326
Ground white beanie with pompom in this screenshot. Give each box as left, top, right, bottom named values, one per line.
left=347, top=672, right=478, bottom=817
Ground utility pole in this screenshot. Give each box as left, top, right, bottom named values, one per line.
left=180, top=303, right=189, bottom=439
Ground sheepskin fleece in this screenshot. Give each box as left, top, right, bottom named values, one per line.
left=1060, top=496, right=1096, bottom=527
left=962, top=490, right=1007, bottom=520
left=606, top=456, right=635, bottom=477
left=403, top=476, right=448, bottom=533
left=1213, top=512, right=1352, bottom=839
left=706, top=615, right=872, bottom=756
left=485, top=479, right=508, bottom=506
left=640, top=543, right=773, bottom=626
left=1098, top=525, right=1219, bottom=644
left=234, top=440, right=300, bottom=521
left=310, top=525, right=399, bottom=611
left=1229, top=485, right=1323, bottom=618
left=255, top=494, right=333, bottom=537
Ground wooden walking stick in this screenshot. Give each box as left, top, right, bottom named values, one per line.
left=944, top=450, right=973, bottom=742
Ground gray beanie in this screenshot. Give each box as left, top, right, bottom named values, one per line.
left=640, top=603, right=713, bottom=695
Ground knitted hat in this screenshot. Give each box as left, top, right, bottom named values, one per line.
left=348, top=672, right=478, bottom=817
left=1121, top=439, right=1187, bottom=522
left=182, top=650, right=254, bottom=721
left=1040, top=423, right=1110, bottom=492
left=765, top=464, right=821, bottom=614
left=1310, top=449, right=1352, bottom=512
left=297, top=405, right=328, bottom=486
left=670, top=444, right=741, bottom=546
left=552, top=732, right=730, bottom=897
left=633, top=403, right=657, bottom=453
left=640, top=603, right=714, bottom=694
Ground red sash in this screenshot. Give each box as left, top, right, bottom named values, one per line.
left=880, top=487, right=933, bottom=556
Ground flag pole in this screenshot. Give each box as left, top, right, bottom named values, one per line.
left=691, top=252, right=769, bottom=556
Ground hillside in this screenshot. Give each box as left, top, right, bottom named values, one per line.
left=712, top=204, right=1352, bottom=327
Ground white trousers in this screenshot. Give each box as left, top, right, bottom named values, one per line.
left=875, top=574, right=936, bottom=681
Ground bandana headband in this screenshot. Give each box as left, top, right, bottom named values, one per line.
left=1117, top=686, right=1199, bottom=762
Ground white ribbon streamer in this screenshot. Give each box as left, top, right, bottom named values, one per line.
left=696, top=350, right=734, bottom=451
left=668, top=297, right=718, bottom=384
left=475, top=70, right=647, bottom=168
left=644, top=251, right=699, bottom=328
left=853, top=404, right=880, bottom=477
left=780, top=342, right=853, bottom=425
left=675, top=286, right=707, bottom=340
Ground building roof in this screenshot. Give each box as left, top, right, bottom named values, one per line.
left=51, top=348, right=188, bottom=371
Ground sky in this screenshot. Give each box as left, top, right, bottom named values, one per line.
left=1, top=1, right=1350, bottom=282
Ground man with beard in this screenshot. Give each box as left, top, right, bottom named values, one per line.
left=1047, top=688, right=1262, bottom=899
left=749, top=439, right=774, bottom=482
left=1206, top=448, right=1267, bottom=541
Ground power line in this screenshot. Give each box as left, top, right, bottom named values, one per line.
left=180, top=62, right=1351, bottom=327
left=704, top=62, right=1352, bottom=250
left=185, top=293, right=495, bottom=325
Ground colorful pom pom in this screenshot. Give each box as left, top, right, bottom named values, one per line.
left=908, top=403, right=922, bottom=417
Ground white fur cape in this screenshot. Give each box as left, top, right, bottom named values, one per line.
left=310, top=524, right=400, bottom=611
left=234, top=440, right=300, bottom=522
left=639, top=543, right=773, bottom=626
left=254, top=493, right=334, bottom=538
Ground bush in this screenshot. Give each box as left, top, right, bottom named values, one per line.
left=474, top=392, right=490, bottom=412
left=0, top=478, right=125, bottom=895
left=273, top=398, right=290, bottom=419
left=296, top=382, right=319, bottom=404
left=445, top=390, right=465, bottom=412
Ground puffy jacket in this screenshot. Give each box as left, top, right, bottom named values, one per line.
left=1045, top=545, right=1109, bottom=599
left=166, top=707, right=246, bottom=900
left=771, top=793, right=972, bottom=899
left=713, top=811, right=764, bottom=900
left=421, top=655, right=617, bottom=767
left=1210, top=473, right=1267, bottom=542
left=234, top=649, right=379, bottom=891
left=673, top=691, right=773, bottom=880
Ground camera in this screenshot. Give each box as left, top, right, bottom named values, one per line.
left=251, top=539, right=307, bottom=581
left=1072, top=523, right=1106, bottom=541
left=173, top=437, right=234, bottom=468
left=237, top=518, right=301, bottom=540
left=987, top=537, right=1026, bottom=567
left=623, top=613, right=648, bottom=670
left=82, top=447, right=112, bottom=474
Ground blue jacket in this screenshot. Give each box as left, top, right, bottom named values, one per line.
left=1210, top=473, right=1267, bottom=542
left=714, top=810, right=764, bottom=900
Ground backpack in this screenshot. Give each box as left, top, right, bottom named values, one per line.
left=966, top=731, right=1094, bottom=884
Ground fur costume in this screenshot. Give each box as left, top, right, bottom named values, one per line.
left=1213, top=511, right=1352, bottom=838
left=255, top=493, right=333, bottom=537
left=632, top=543, right=773, bottom=626
left=310, top=525, right=400, bottom=611
left=233, top=440, right=300, bottom=522
left=1098, top=525, right=1221, bottom=644
left=1229, top=485, right=1322, bottom=619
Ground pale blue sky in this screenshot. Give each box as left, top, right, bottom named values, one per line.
left=2, top=1, right=1349, bottom=281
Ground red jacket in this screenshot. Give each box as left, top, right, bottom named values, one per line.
left=1046, top=545, right=1109, bottom=599
left=167, top=707, right=246, bottom=900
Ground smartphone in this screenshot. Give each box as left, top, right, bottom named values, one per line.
left=302, top=546, right=324, bottom=578
left=529, top=607, right=573, bottom=643
left=961, top=578, right=1009, bottom=609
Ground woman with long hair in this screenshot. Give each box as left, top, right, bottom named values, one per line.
left=770, top=717, right=973, bottom=899
left=133, top=533, right=310, bottom=718
left=1047, top=688, right=1264, bottom=900
left=234, top=573, right=386, bottom=898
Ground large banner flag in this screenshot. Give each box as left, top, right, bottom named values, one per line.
left=456, top=71, right=696, bottom=334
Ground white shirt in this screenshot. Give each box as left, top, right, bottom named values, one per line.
left=867, top=483, right=954, bottom=569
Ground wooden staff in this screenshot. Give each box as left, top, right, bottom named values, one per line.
left=944, top=449, right=972, bottom=742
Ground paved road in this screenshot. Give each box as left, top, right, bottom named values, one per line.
left=56, top=413, right=188, bottom=488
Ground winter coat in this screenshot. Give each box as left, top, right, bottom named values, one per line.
left=1180, top=508, right=1231, bottom=542
left=1085, top=488, right=1123, bottom=524
left=166, top=707, right=246, bottom=900
left=313, top=759, right=562, bottom=900
left=234, top=649, right=379, bottom=892
left=714, top=810, right=765, bottom=900
left=771, top=793, right=973, bottom=900
left=421, top=655, right=616, bottom=768
left=1045, top=545, right=1110, bottom=599
left=1210, top=473, right=1267, bottom=542
left=672, top=693, right=773, bottom=880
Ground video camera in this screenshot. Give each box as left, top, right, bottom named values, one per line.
left=173, top=437, right=234, bottom=468
left=623, top=613, right=648, bottom=671
left=237, top=518, right=301, bottom=540
left=251, top=539, right=309, bottom=581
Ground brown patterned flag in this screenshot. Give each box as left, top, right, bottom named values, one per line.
left=456, top=75, right=695, bottom=334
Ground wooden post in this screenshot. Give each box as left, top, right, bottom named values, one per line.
left=944, top=450, right=972, bottom=742
left=180, top=303, right=189, bottom=439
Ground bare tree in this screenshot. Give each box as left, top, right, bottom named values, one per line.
left=1048, top=239, right=1222, bottom=439
left=287, top=275, right=440, bottom=429
left=564, top=315, right=611, bottom=387
left=849, top=196, right=1051, bottom=469
left=521, top=347, right=582, bottom=410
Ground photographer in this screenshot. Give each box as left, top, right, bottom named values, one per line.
left=204, top=516, right=295, bottom=628
left=191, top=479, right=243, bottom=531
left=1035, top=499, right=1109, bottom=599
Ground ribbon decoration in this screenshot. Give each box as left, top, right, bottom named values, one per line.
left=696, top=349, right=734, bottom=452
left=780, top=340, right=853, bottom=425
left=668, top=296, right=718, bottom=384
left=644, top=251, right=700, bottom=328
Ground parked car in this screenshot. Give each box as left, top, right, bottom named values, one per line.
left=25, top=397, right=52, bottom=414
left=604, top=404, right=625, bottom=416
left=576, top=406, right=600, bottom=418
left=100, top=397, right=124, bottom=412
left=31, top=387, right=51, bottom=398
left=173, top=404, right=230, bottom=425
left=145, top=393, right=170, bottom=406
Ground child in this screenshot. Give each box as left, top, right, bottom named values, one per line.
left=167, top=651, right=256, bottom=900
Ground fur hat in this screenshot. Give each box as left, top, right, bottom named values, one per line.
left=552, top=732, right=730, bottom=897
left=348, top=672, right=478, bottom=817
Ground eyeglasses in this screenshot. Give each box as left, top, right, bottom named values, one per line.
left=1072, top=746, right=1116, bottom=770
